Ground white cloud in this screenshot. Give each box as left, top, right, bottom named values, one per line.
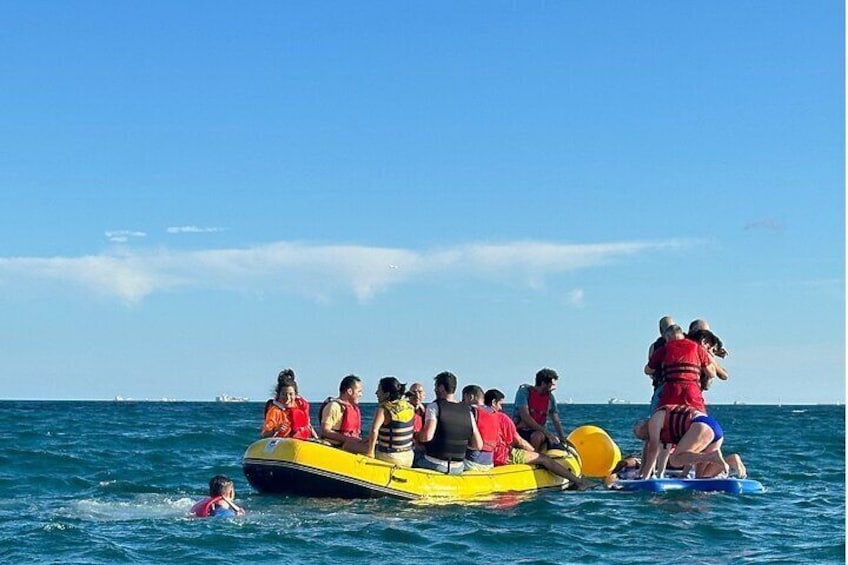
left=105, top=230, right=147, bottom=243
left=0, top=238, right=691, bottom=303
left=166, top=226, right=226, bottom=234
left=567, top=288, right=585, bottom=307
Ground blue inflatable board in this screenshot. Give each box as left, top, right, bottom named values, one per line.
left=616, top=478, right=765, bottom=494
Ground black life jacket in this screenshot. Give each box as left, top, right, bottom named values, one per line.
left=425, top=399, right=473, bottom=463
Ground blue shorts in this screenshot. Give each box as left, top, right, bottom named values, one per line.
left=691, top=415, right=724, bottom=443
left=649, top=385, right=663, bottom=414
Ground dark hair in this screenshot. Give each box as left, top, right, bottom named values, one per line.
left=535, top=368, right=559, bottom=386
left=339, top=374, right=361, bottom=394
left=484, top=389, right=505, bottom=406
left=208, top=474, right=233, bottom=497
left=378, top=376, right=406, bottom=401
left=462, top=384, right=483, bottom=401
left=434, top=371, right=457, bottom=394
left=275, top=372, right=298, bottom=397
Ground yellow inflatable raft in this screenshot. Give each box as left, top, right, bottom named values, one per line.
left=242, top=438, right=583, bottom=500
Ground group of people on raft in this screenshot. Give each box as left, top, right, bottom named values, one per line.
left=607, top=316, right=748, bottom=485
left=260, top=367, right=591, bottom=489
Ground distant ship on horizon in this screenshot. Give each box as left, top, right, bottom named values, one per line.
left=216, top=393, right=249, bottom=402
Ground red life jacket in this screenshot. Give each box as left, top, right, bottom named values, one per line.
left=288, top=403, right=312, bottom=439
left=266, top=399, right=312, bottom=439
left=337, top=400, right=361, bottom=438
left=412, top=408, right=424, bottom=433
left=657, top=340, right=704, bottom=384
left=472, top=406, right=499, bottom=452
left=659, top=404, right=699, bottom=445
left=191, top=496, right=223, bottom=517
left=527, top=386, right=551, bottom=426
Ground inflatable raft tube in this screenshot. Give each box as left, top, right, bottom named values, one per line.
left=242, top=437, right=581, bottom=500
left=567, top=425, right=621, bottom=478
left=616, top=477, right=765, bottom=494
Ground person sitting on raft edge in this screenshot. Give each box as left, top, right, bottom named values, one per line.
left=486, top=389, right=591, bottom=490
left=414, top=371, right=483, bottom=475
left=320, top=375, right=370, bottom=455
left=366, top=376, right=416, bottom=467
left=191, top=475, right=245, bottom=518
left=512, top=368, right=568, bottom=451
left=261, top=370, right=317, bottom=439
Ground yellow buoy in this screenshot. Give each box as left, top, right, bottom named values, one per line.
left=567, top=425, right=622, bottom=478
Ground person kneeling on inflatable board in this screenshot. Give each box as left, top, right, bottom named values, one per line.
left=191, top=475, right=245, bottom=518
left=634, top=405, right=747, bottom=480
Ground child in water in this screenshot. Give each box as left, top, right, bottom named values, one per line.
left=191, top=475, right=245, bottom=518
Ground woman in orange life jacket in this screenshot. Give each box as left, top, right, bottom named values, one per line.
left=261, top=369, right=317, bottom=439
left=366, top=376, right=416, bottom=467
left=319, top=374, right=370, bottom=454
left=191, top=474, right=245, bottom=518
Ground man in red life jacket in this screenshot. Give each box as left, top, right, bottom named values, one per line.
left=407, top=382, right=426, bottom=432
left=513, top=368, right=567, bottom=451
left=320, top=375, right=369, bottom=455
left=486, top=389, right=591, bottom=490
left=460, top=384, right=499, bottom=471
left=645, top=325, right=716, bottom=413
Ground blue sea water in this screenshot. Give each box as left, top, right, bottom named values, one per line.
left=0, top=401, right=843, bottom=564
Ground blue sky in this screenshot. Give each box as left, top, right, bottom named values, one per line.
left=0, top=2, right=843, bottom=404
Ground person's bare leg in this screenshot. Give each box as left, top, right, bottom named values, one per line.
left=526, top=451, right=591, bottom=490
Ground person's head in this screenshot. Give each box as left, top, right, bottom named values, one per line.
left=406, top=382, right=425, bottom=406
left=276, top=381, right=297, bottom=406
left=662, top=324, right=685, bottom=342
left=275, top=372, right=299, bottom=404
left=484, top=388, right=506, bottom=411
left=339, top=375, right=363, bottom=404
left=209, top=475, right=235, bottom=499
left=633, top=419, right=649, bottom=441
left=433, top=371, right=457, bottom=398
left=658, top=316, right=676, bottom=335
left=376, top=376, right=405, bottom=402
left=461, top=384, right=484, bottom=406
left=535, top=368, right=559, bottom=392
left=688, top=319, right=710, bottom=333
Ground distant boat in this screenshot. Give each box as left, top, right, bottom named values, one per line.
left=608, top=398, right=630, bottom=405
left=216, top=393, right=249, bottom=402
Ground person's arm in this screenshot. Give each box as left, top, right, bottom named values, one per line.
left=549, top=397, right=566, bottom=443
left=260, top=407, right=287, bottom=438
left=712, top=357, right=729, bottom=380
left=366, top=407, right=386, bottom=458
left=320, top=402, right=348, bottom=444
left=656, top=445, right=671, bottom=477
left=640, top=411, right=665, bottom=479
left=515, top=434, right=535, bottom=452
left=468, top=413, right=483, bottom=451
left=418, top=404, right=438, bottom=443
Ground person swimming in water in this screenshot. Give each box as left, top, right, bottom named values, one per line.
left=191, top=475, right=245, bottom=517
